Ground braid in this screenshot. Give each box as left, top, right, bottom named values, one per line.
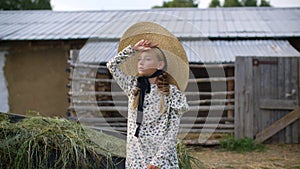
left=156, top=71, right=170, bottom=95
left=156, top=71, right=170, bottom=114
left=132, top=85, right=140, bottom=109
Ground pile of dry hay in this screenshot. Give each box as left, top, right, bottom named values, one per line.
left=0, top=114, right=203, bottom=169
left=0, top=114, right=126, bottom=169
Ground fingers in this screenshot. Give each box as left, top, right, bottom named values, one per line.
left=144, top=40, right=158, bottom=48
left=134, top=39, right=159, bottom=51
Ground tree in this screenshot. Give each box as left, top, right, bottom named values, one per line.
left=0, top=0, right=52, bottom=10
left=242, top=0, right=257, bottom=6
left=223, top=0, right=242, bottom=7
left=209, top=0, right=221, bottom=8
left=260, top=0, right=271, bottom=7
left=153, top=0, right=198, bottom=8
left=209, top=0, right=271, bottom=8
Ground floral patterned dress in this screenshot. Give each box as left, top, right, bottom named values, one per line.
left=107, top=46, right=189, bottom=169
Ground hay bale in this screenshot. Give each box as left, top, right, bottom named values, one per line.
left=0, top=114, right=125, bottom=169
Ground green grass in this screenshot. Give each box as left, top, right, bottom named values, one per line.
left=220, top=135, right=265, bottom=153
left=177, top=142, right=205, bottom=169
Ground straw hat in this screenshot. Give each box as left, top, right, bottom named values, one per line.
left=118, top=22, right=189, bottom=91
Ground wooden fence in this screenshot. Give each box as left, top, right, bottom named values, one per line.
left=235, top=56, right=300, bottom=143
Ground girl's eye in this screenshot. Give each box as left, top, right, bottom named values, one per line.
left=137, top=58, right=141, bottom=61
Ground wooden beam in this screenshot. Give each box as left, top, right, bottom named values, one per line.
left=71, top=77, right=235, bottom=83
left=72, top=99, right=235, bottom=105
left=69, top=105, right=234, bottom=112
left=69, top=62, right=107, bottom=69
left=188, top=77, right=234, bottom=83
left=69, top=91, right=235, bottom=97
left=260, top=99, right=298, bottom=110
left=180, top=123, right=234, bottom=129
left=77, top=116, right=234, bottom=123
left=255, top=107, right=300, bottom=143
left=189, top=64, right=234, bottom=68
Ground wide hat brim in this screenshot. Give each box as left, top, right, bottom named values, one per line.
left=118, top=22, right=189, bottom=91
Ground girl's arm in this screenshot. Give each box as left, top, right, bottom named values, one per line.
left=106, top=45, right=136, bottom=96
left=107, top=39, right=158, bottom=95
left=169, top=85, right=189, bottom=114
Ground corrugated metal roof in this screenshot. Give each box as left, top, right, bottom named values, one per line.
left=0, top=7, right=300, bottom=40
left=78, top=40, right=300, bottom=64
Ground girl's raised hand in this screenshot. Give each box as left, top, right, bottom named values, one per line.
left=133, top=39, right=158, bottom=51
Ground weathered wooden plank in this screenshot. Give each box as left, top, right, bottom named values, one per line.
left=226, top=67, right=235, bottom=121
left=234, top=57, right=246, bottom=138
left=72, top=77, right=235, bottom=83
left=80, top=117, right=127, bottom=122
left=180, top=128, right=234, bottom=133
left=181, top=117, right=234, bottom=122
left=69, top=91, right=235, bottom=97
left=84, top=122, right=127, bottom=127
left=282, top=58, right=292, bottom=143
left=295, top=58, right=300, bottom=143
left=72, top=99, right=235, bottom=105
left=260, top=99, right=298, bottom=110
left=235, top=57, right=254, bottom=139
left=69, top=105, right=234, bottom=112
left=255, top=107, right=300, bottom=143
left=79, top=116, right=234, bottom=123
left=71, top=63, right=234, bottom=70
left=85, top=126, right=234, bottom=134
left=69, top=91, right=125, bottom=96
left=189, top=64, right=234, bottom=68
left=69, top=106, right=128, bottom=111
left=69, top=62, right=107, bottom=69
left=245, top=57, right=256, bottom=139
left=185, top=91, right=235, bottom=96
left=189, top=105, right=234, bottom=111
left=72, top=100, right=128, bottom=104
left=71, top=77, right=113, bottom=83
left=180, top=123, right=234, bottom=129
left=189, top=77, right=234, bottom=83
left=273, top=58, right=284, bottom=143
left=188, top=99, right=235, bottom=105
left=291, top=58, right=299, bottom=143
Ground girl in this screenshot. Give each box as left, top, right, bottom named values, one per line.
left=107, top=22, right=188, bottom=169
left=107, top=22, right=189, bottom=169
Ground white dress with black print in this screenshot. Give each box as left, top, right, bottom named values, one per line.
left=107, top=46, right=189, bottom=169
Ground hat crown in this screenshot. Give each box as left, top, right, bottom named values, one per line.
left=118, top=22, right=189, bottom=91
left=120, top=22, right=175, bottom=40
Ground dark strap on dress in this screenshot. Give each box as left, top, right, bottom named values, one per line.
left=134, top=70, right=163, bottom=137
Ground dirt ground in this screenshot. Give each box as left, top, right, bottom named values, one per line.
left=190, top=144, right=300, bottom=169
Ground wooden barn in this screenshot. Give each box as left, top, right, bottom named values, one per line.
left=0, top=7, right=300, bottom=143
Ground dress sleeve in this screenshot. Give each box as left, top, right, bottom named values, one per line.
left=150, top=85, right=189, bottom=167
left=169, top=84, right=189, bottom=115
left=106, top=45, right=136, bottom=96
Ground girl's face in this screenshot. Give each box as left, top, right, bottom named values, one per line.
left=137, top=49, right=165, bottom=76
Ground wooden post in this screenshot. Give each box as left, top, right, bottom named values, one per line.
left=235, top=57, right=254, bottom=139
left=226, top=67, right=234, bottom=123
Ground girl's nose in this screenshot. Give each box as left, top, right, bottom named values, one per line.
left=138, top=59, right=144, bottom=65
